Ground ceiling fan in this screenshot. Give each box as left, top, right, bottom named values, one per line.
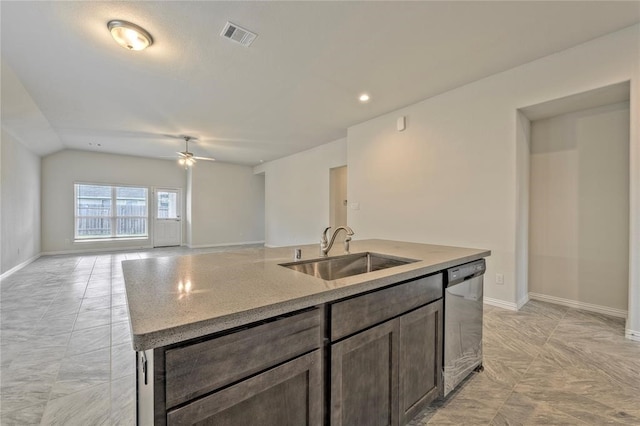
left=177, top=136, right=215, bottom=168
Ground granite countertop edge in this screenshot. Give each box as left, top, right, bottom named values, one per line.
left=124, top=240, right=491, bottom=351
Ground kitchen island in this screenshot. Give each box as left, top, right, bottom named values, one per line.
left=123, top=239, right=490, bottom=425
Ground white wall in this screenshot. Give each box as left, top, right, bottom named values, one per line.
left=515, top=111, right=531, bottom=308
left=41, top=150, right=186, bottom=253
left=346, top=23, right=638, bottom=332
left=1, top=129, right=41, bottom=274
left=189, top=161, right=264, bottom=248
left=529, top=102, right=629, bottom=313
left=258, top=138, right=347, bottom=247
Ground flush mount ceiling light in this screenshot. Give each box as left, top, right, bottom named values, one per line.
left=359, top=93, right=371, bottom=103
left=107, top=20, right=153, bottom=51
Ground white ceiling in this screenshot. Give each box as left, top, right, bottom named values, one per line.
left=2, top=1, right=639, bottom=166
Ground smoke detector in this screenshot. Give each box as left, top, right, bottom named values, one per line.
left=220, top=22, right=257, bottom=47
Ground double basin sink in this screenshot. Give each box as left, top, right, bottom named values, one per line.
left=280, top=252, right=418, bottom=281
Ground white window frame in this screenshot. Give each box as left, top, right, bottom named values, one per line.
left=74, top=183, right=150, bottom=241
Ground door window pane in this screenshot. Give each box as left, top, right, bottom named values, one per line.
left=157, top=191, right=178, bottom=219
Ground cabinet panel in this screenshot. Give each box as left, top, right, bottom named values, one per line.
left=398, top=300, right=443, bottom=425
left=331, top=320, right=399, bottom=426
left=165, top=308, right=322, bottom=408
left=331, top=273, right=442, bottom=341
left=167, top=350, right=322, bottom=426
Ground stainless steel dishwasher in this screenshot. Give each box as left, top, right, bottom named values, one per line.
left=443, top=258, right=485, bottom=396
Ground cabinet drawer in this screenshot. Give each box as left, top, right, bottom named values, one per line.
left=331, top=274, right=442, bottom=341
left=167, top=350, right=323, bottom=426
left=165, top=308, right=322, bottom=408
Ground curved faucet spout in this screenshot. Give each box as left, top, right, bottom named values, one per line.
left=320, top=226, right=354, bottom=256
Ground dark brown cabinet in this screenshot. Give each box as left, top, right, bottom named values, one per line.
left=398, top=300, right=443, bottom=425
left=141, top=274, right=444, bottom=426
left=167, top=350, right=322, bottom=425
left=331, top=320, right=399, bottom=426
left=143, top=308, right=324, bottom=425
left=330, top=274, right=443, bottom=426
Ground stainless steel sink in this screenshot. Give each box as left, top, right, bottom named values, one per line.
left=280, top=252, right=419, bottom=280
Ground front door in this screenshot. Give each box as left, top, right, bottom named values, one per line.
left=154, top=188, right=182, bottom=247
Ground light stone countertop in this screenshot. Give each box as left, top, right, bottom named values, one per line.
left=122, top=239, right=490, bottom=350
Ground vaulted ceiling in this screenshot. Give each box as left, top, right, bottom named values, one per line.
left=2, top=1, right=639, bottom=165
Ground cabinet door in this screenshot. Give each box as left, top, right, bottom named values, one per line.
left=166, top=350, right=322, bottom=426
left=398, top=300, right=443, bottom=425
left=331, top=320, right=399, bottom=426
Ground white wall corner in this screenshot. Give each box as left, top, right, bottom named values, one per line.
left=516, top=293, right=530, bottom=310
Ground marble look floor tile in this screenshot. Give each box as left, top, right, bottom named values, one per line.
left=111, top=342, right=136, bottom=380
left=518, top=299, right=569, bottom=321
left=491, top=391, right=589, bottom=425
left=40, top=382, right=111, bottom=425
left=111, top=304, right=129, bottom=323
left=0, top=360, right=60, bottom=412
left=111, top=320, right=132, bottom=346
left=80, top=294, right=112, bottom=312
left=112, top=292, right=127, bottom=307
left=0, top=401, right=47, bottom=425
left=67, top=324, right=111, bottom=356
left=74, top=307, right=111, bottom=331
left=31, top=313, right=77, bottom=336
left=50, top=347, right=111, bottom=398
left=41, top=299, right=83, bottom=319
left=84, top=285, right=112, bottom=299
left=111, top=374, right=136, bottom=425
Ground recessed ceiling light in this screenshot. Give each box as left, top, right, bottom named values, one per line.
left=108, top=20, right=153, bottom=51
left=359, top=93, right=370, bottom=103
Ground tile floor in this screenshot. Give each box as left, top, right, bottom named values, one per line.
left=1, top=246, right=639, bottom=425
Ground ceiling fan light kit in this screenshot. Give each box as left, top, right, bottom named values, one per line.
left=177, top=136, right=215, bottom=169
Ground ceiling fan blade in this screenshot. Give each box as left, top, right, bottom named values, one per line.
left=176, top=152, right=188, bottom=157
left=194, top=156, right=216, bottom=161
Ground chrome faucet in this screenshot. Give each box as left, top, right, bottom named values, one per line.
left=320, top=226, right=355, bottom=257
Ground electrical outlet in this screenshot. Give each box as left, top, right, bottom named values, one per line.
left=495, top=273, right=504, bottom=285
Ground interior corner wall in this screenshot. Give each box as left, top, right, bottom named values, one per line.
left=347, top=24, right=638, bottom=308
left=41, top=150, right=186, bottom=254
left=515, top=111, right=531, bottom=308
left=189, top=162, right=264, bottom=248
left=1, top=129, right=41, bottom=273
left=261, top=138, right=347, bottom=247
left=529, top=102, right=630, bottom=313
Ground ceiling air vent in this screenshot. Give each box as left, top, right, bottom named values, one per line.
left=220, top=22, right=257, bottom=47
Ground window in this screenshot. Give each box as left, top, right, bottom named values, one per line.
left=75, top=184, right=148, bottom=240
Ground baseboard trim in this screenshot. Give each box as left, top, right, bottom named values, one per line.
left=528, top=292, right=628, bottom=319
left=625, top=329, right=640, bottom=342
left=42, top=245, right=153, bottom=256
left=1, top=253, right=42, bottom=280
left=187, top=240, right=265, bottom=249
left=483, top=297, right=518, bottom=311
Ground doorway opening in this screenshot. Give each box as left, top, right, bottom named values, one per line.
left=330, top=166, right=348, bottom=229
left=516, top=81, right=632, bottom=330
